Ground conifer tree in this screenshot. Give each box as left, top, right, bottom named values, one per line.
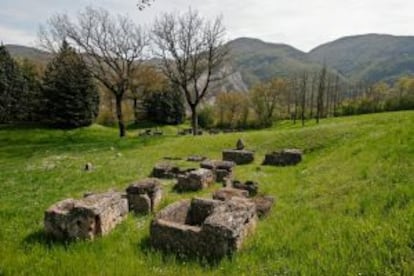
left=42, top=41, right=99, bottom=128
left=0, top=45, right=23, bottom=123
left=142, top=85, right=185, bottom=125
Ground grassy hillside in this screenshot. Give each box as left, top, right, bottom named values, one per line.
left=309, top=34, right=414, bottom=83
left=228, top=38, right=321, bottom=86
left=0, top=111, right=413, bottom=275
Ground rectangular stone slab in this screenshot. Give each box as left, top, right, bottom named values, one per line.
left=44, top=191, right=128, bottom=240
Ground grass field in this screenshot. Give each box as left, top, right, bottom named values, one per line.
left=0, top=111, right=413, bottom=275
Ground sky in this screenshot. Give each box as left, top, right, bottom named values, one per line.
left=0, top=0, right=413, bottom=52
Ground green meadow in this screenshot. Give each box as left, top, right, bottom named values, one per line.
left=0, top=111, right=413, bottom=275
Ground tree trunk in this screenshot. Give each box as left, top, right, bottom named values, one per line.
left=301, top=74, right=307, bottom=127
left=115, top=94, right=126, bottom=137
left=133, top=97, right=139, bottom=125
left=190, top=104, right=198, bottom=136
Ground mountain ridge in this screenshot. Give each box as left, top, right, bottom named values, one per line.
left=5, top=33, right=414, bottom=87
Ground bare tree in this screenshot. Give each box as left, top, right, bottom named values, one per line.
left=137, top=0, right=154, bottom=10
left=152, top=9, right=228, bottom=135
left=129, top=65, right=166, bottom=124
left=291, top=76, right=299, bottom=124
left=250, top=78, right=288, bottom=127
left=299, top=71, right=308, bottom=126
left=316, top=65, right=327, bottom=124
left=309, top=72, right=318, bottom=119
left=39, top=7, right=147, bottom=137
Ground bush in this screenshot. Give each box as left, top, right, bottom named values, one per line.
left=197, top=105, right=215, bottom=129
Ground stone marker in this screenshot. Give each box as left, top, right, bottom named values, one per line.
left=126, top=178, right=162, bottom=214
left=84, top=162, right=94, bottom=171
left=262, top=149, right=303, bottom=166
left=222, top=149, right=254, bottom=165
left=200, top=160, right=235, bottom=182
left=44, top=191, right=128, bottom=240
left=150, top=197, right=257, bottom=260
left=175, top=168, right=215, bottom=192
left=236, top=139, right=245, bottom=150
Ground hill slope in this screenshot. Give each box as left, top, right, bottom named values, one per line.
left=6, top=33, right=414, bottom=86
left=0, top=111, right=413, bottom=274
left=5, top=44, right=52, bottom=65
left=228, top=37, right=323, bottom=86
left=309, top=34, right=414, bottom=83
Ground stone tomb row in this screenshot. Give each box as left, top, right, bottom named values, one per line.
left=44, top=141, right=294, bottom=249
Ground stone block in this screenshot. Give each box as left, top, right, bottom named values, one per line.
left=150, top=197, right=257, bottom=260
left=200, top=160, right=235, bottom=182
left=126, top=178, right=162, bottom=214
left=151, top=162, right=178, bottom=179
left=222, top=150, right=254, bottom=165
left=232, top=180, right=259, bottom=197
left=44, top=191, right=128, bottom=240
left=216, top=169, right=233, bottom=183
left=187, top=155, right=207, bottom=162
left=174, top=169, right=215, bottom=192
left=212, top=188, right=249, bottom=201
left=262, top=149, right=303, bottom=166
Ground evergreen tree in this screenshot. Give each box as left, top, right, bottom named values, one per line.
left=17, top=58, right=44, bottom=122
left=42, top=41, right=99, bottom=128
left=142, top=85, right=185, bottom=125
left=0, top=45, right=23, bottom=123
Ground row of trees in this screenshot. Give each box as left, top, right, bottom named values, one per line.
left=39, top=7, right=227, bottom=136
left=0, top=41, right=188, bottom=128
left=0, top=46, right=42, bottom=123
left=2, top=5, right=413, bottom=134
left=198, top=68, right=414, bottom=129
left=0, top=42, right=99, bottom=128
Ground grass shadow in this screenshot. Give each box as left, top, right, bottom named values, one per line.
left=22, top=230, right=74, bottom=249
left=137, top=236, right=225, bottom=268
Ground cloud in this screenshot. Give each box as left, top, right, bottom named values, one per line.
left=0, top=25, right=37, bottom=46
left=0, top=0, right=413, bottom=51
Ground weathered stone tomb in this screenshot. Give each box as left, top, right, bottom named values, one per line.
left=222, top=150, right=254, bottom=165
left=151, top=162, right=179, bottom=179
left=44, top=191, right=128, bottom=240
left=231, top=180, right=259, bottom=197
left=222, top=139, right=255, bottom=165
left=174, top=168, right=215, bottom=192
left=126, top=178, right=162, bottom=214
left=152, top=162, right=195, bottom=179
left=150, top=197, right=257, bottom=260
left=262, top=149, right=303, bottom=166
left=200, top=160, right=236, bottom=182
